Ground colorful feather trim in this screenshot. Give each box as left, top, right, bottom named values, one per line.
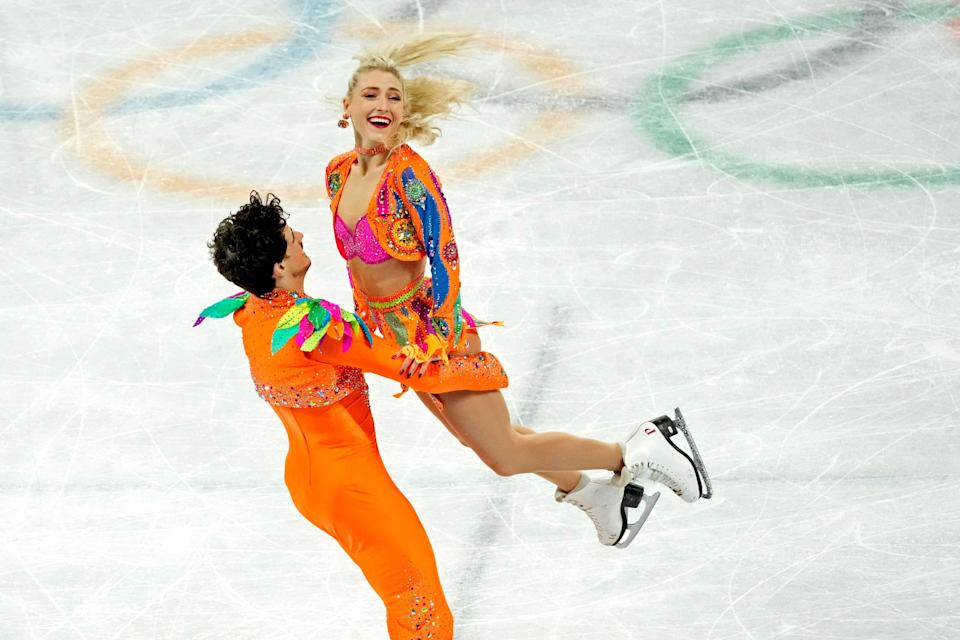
left=193, top=291, right=250, bottom=326
left=272, top=297, right=373, bottom=355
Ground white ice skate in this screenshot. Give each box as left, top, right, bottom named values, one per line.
left=619, top=408, right=714, bottom=502
left=556, top=472, right=661, bottom=549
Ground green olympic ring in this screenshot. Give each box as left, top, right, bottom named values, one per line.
left=633, top=2, right=960, bottom=188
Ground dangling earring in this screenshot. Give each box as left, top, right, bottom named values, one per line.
left=337, top=114, right=350, bottom=129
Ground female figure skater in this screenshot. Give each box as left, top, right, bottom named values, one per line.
left=326, top=35, right=713, bottom=549
left=198, top=193, right=512, bottom=638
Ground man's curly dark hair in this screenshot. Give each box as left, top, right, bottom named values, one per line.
left=208, top=191, right=289, bottom=296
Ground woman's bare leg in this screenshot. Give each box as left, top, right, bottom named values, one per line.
left=415, top=391, right=469, bottom=447
left=419, top=335, right=608, bottom=482
left=425, top=390, right=623, bottom=477
left=509, top=425, right=583, bottom=492
left=415, top=392, right=583, bottom=492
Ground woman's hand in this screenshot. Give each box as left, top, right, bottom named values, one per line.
left=394, top=350, right=442, bottom=378
left=393, top=333, right=479, bottom=379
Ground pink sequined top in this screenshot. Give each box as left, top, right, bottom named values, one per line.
left=334, top=212, right=391, bottom=264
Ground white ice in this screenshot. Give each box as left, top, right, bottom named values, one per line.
left=2, top=0, right=959, bottom=638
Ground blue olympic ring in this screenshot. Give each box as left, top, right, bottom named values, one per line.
left=0, top=0, right=336, bottom=122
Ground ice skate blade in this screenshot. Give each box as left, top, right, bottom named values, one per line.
left=674, top=407, right=713, bottom=499
left=615, top=488, right=660, bottom=549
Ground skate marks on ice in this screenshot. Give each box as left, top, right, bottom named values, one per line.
left=0, top=0, right=342, bottom=123
left=4, top=0, right=960, bottom=637
left=677, top=3, right=905, bottom=105
left=471, top=2, right=907, bottom=115
left=449, top=302, right=568, bottom=620
left=339, top=20, right=589, bottom=180
left=386, top=0, right=452, bottom=22
left=633, top=1, right=960, bottom=188
left=907, top=246, right=960, bottom=319
left=58, top=13, right=588, bottom=202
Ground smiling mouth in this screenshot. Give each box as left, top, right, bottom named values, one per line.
left=368, top=116, right=391, bottom=129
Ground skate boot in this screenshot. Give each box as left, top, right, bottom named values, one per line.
left=556, top=471, right=661, bottom=549
left=619, top=408, right=714, bottom=502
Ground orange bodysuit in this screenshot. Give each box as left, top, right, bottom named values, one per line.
left=195, top=289, right=508, bottom=639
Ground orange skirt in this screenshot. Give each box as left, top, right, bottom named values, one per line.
left=360, top=276, right=508, bottom=394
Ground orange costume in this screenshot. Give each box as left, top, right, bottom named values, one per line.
left=195, top=289, right=507, bottom=639
left=327, top=145, right=500, bottom=367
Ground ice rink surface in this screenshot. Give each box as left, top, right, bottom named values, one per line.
left=2, top=0, right=960, bottom=637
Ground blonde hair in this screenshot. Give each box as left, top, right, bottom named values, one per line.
left=346, top=33, right=477, bottom=146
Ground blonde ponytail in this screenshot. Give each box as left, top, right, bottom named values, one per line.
left=345, top=33, right=477, bottom=146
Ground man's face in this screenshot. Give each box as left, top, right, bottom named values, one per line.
left=281, top=224, right=311, bottom=278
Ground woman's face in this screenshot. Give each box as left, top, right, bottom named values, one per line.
left=344, top=69, right=404, bottom=147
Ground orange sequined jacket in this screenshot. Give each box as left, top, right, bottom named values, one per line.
left=195, top=289, right=507, bottom=409
left=325, top=145, right=464, bottom=353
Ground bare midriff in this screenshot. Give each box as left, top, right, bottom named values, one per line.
left=349, top=255, right=425, bottom=298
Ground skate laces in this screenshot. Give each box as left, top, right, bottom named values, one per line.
left=632, top=462, right=683, bottom=497
left=623, top=423, right=688, bottom=498
left=566, top=496, right=604, bottom=534
left=561, top=484, right=616, bottom=542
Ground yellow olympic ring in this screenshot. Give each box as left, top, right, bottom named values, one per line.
left=62, top=23, right=586, bottom=202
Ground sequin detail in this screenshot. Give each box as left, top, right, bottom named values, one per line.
left=442, top=240, right=458, bottom=270
left=432, top=317, right=450, bottom=338
left=381, top=189, right=421, bottom=256
left=328, top=172, right=342, bottom=196
left=324, top=145, right=487, bottom=363
left=440, top=351, right=508, bottom=387
left=452, top=295, right=463, bottom=344
left=359, top=277, right=496, bottom=360
left=329, top=151, right=423, bottom=259
left=366, top=275, right=426, bottom=310
left=237, top=288, right=368, bottom=408
left=334, top=213, right=392, bottom=264
left=389, top=217, right=420, bottom=254
left=396, top=578, right=443, bottom=639
left=404, top=177, right=427, bottom=205
left=254, top=368, right=366, bottom=407
left=376, top=181, right=391, bottom=218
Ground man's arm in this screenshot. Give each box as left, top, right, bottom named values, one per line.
left=306, top=330, right=508, bottom=393
left=271, top=295, right=507, bottom=393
